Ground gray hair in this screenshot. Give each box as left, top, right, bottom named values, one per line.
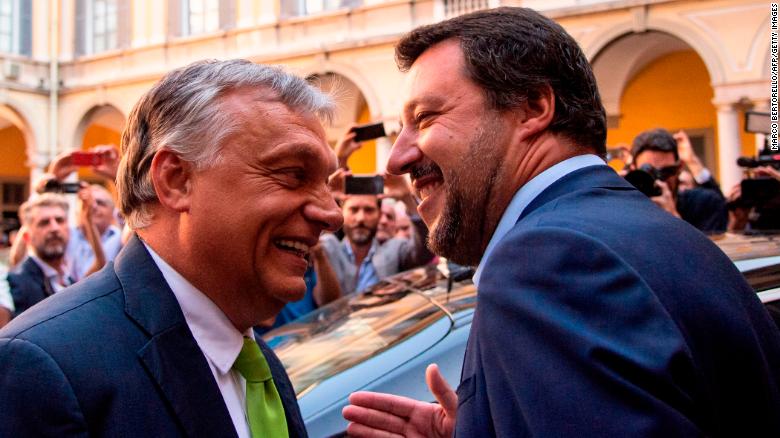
left=20, top=193, right=69, bottom=226
left=117, top=59, right=335, bottom=229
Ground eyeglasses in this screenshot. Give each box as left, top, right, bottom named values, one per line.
left=654, top=164, right=681, bottom=181
left=638, top=163, right=680, bottom=181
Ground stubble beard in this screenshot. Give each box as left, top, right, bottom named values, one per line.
left=428, top=116, right=504, bottom=266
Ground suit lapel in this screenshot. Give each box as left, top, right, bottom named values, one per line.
left=519, top=165, right=636, bottom=222
left=23, top=257, right=55, bottom=298
left=115, top=236, right=238, bottom=438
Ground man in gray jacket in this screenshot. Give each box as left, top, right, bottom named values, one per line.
left=320, top=187, right=433, bottom=295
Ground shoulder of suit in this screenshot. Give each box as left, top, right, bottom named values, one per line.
left=2, top=267, right=124, bottom=341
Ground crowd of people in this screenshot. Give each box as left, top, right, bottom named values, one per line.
left=0, top=5, right=777, bottom=437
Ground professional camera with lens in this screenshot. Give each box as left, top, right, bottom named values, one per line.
left=624, top=163, right=680, bottom=197
left=732, top=111, right=780, bottom=230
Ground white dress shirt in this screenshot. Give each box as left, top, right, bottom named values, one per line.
left=473, top=154, right=607, bottom=287
left=29, top=254, right=72, bottom=293
left=144, top=243, right=252, bottom=438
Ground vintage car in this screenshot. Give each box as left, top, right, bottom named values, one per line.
left=265, top=233, right=780, bottom=438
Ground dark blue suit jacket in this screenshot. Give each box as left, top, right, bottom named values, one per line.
left=7, top=256, right=55, bottom=316
left=456, top=165, right=780, bottom=436
left=0, top=236, right=307, bottom=437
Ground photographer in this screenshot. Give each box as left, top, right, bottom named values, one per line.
left=727, top=165, right=780, bottom=232
left=630, top=128, right=728, bottom=233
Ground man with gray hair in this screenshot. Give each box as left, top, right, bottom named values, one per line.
left=0, top=59, right=342, bottom=437
left=7, top=194, right=73, bottom=316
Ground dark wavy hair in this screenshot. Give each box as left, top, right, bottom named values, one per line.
left=395, top=7, right=606, bottom=155
left=631, top=128, right=679, bottom=162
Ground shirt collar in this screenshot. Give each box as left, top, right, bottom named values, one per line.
left=343, top=238, right=378, bottom=264
left=143, top=242, right=252, bottom=375
left=28, top=253, right=68, bottom=281
left=473, top=154, right=606, bottom=287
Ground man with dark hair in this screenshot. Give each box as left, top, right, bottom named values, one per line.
left=0, top=60, right=342, bottom=437
left=631, top=128, right=728, bottom=233
left=344, top=7, right=780, bottom=437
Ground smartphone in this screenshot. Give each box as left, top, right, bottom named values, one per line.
left=71, top=151, right=104, bottom=166
left=345, top=175, right=384, bottom=195
left=350, top=122, right=386, bottom=142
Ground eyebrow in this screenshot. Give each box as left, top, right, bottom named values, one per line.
left=261, top=143, right=323, bottom=165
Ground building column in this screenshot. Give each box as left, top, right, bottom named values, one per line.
left=716, top=102, right=743, bottom=193
left=751, top=99, right=770, bottom=154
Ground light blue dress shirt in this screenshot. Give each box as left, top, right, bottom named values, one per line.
left=473, top=154, right=607, bottom=287
left=343, top=239, right=381, bottom=293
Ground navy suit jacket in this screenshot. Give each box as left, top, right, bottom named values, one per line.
left=7, top=256, right=55, bottom=316
left=456, top=165, right=780, bottom=437
left=0, top=236, right=307, bottom=437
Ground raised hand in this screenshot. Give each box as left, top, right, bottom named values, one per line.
left=336, top=128, right=362, bottom=170
left=343, top=364, right=457, bottom=438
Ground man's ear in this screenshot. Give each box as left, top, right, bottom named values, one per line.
left=513, top=84, right=556, bottom=142
left=149, top=149, right=192, bottom=213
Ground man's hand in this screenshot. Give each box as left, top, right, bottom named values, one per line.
left=343, top=364, right=457, bottom=438
left=90, top=145, right=120, bottom=181
left=47, top=145, right=120, bottom=182
left=336, top=129, right=361, bottom=170
left=383, top=173, right=413, bottom=201
left=651, top=180, right=680, bottom=218
left=328, top=168, right=349, bottom=204
left=754, top=166, right=780, bottom=181
left=673, top=130, right=705, bottom=178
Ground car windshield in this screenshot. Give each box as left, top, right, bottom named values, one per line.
left=265, top=265, right=462, bottom=396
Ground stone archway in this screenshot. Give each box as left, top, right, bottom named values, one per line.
left=0, top=104, right=37, bottom=239
left=308, top=71, right=384, bottom=173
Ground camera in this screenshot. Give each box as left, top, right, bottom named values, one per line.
left=624, top=164, right=679, bottom=197
left=731, top=111, right=780, bottom=231
left=42, top=180, right=82, bottom=194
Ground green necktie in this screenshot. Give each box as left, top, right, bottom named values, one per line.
left=233, top=337, right=289, bottom=438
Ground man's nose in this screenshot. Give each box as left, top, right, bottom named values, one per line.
left=386, top=128, right=423, bottom=175
left=305, top=194, right=343, bottom=233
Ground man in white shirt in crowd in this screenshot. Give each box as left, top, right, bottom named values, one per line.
left=66, top=184, right=122, bottom=281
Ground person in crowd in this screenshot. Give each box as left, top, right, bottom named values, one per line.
left=7, top=146, right=123, bottom=274
left=377, top=198, right=397, bottom=244
left=65, top=184, right=122, bottom=281
left=8, top=195, right=73, bottom=315
left=48, top=146, right=123, bottom=280
left=727, top=165, right=780, bottom=232
left=394, top=204, right=412, bottom=239
left=320, top=168, right=434, bottom=295
left=0, top=59, right=342, bottom=437
left=631, top=128, right=728, bottom=233
left=0, top=276, right=11, bottom=329
left=343, top=7, right=780, bottom=437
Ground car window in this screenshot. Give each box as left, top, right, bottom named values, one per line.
left=265, top=266, right=455, bottom=396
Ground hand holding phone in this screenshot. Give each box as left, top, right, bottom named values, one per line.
left=70, top=151, right=104, bottom=166
left=350, top=122, right=386, bottom=142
